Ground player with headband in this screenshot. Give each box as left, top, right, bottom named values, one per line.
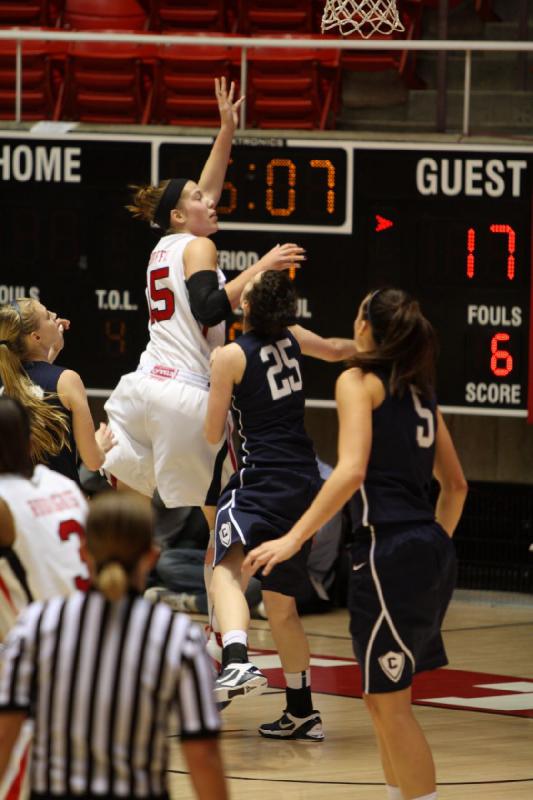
left=103, top=77, right=304, bottom=642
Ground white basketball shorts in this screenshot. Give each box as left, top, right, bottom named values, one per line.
left=103, top=370, right=234, bottom=508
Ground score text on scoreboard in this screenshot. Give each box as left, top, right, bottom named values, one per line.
left=0, top=133, right=532, bottom=416
left=358, top=150, right=532, bottom=417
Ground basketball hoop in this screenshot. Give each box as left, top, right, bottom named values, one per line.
left=321, top=0, right=405, bottom=39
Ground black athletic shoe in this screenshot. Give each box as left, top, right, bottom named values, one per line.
left=259, top=710, right=325, bottom=740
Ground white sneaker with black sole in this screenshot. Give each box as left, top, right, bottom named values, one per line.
left=143, top=587, right=198, bottom=613
left=259, top=710, right=325, bottom=740
left=214, top=662, right=268, bottom=703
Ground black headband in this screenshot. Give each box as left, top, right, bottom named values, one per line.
left=153, top=178, right=188, bottom=231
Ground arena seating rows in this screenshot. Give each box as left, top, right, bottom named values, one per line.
left=0, top=0, right=498, bottom=127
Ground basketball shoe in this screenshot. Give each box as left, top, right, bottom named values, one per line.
left=214, top=662, right=268, bottom=703
left=143, top=587, right=198, bottom=613
left=258, top=710, right=325, bottom=740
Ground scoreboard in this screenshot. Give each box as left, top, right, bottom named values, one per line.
left=0, top=132, right=531, bottom=417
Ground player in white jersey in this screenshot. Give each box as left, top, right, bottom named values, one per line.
left=103, top=77, right=304, bottom=516
left=0, top=399, right=88, bottom=640
left=0, top=395, right=89, bottom=800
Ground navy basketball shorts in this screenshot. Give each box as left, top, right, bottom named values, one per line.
left=348, top=520, right=457, bottom=695
left=214, top=467, right=321, bottom=596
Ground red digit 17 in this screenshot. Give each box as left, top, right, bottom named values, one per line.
left=466, top=225, right=516, bottom=280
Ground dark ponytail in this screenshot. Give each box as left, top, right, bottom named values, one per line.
left=350, top=288, right=438, bottom=398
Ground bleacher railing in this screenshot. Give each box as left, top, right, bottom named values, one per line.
left=0, top=28, right=532, bottom=134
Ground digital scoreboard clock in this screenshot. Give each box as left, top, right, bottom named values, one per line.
left=0, top=133, right=531, bottom=418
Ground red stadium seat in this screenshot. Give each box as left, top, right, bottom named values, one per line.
left=421, top=0, right=498, bottom=20
left=61, top=40, right=154, bottom=123
left=0, top=38, right=64, bottom=120
left=245, top=46, right=340, bottom=130
left=148, top=0, right=227, bottom=32
left=237, top=0, right=313, bottom=35
left=0, top=1, right=54, bottom=27
left=151, top=43, right=234, bottom=126
left=63, top=0, right=147, bottom=30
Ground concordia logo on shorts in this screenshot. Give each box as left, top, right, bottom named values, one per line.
left=378, top=651, right=405, bottom=683
left=219, top=521, right=232, bottom=548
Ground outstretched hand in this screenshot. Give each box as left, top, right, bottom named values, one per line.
left=242, top=532, right=302, bottom=577
left=95, top=422, right=117, bottom=454
left=258, top=243, right=306, bottom=273
left=215, top=76, right=245, bottom=130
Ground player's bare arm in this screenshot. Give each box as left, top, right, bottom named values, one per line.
left=224, top=244, right=306, bottom=309
left=57, top=370, right=116, bottom=471
left=433, top=409, right=468, bottom=536
left=204, top=343, right=246, bottom=444
left=183, top=237, right=219, bottom=279
left=197, top=77, right=244, bottom=207
left=183, top=238, right=306, bottom=312
left=244, top=369, right=373, bottom=577
left=290, top=324, right=357, bottom=361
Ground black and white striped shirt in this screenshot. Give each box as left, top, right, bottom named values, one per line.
left=0, top=589, right=220, bottom=799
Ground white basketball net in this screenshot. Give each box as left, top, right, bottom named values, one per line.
left=321, top=0, right=404, bottom=38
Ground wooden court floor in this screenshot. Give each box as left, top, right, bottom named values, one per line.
left=168, top=593, right=533, bottom=800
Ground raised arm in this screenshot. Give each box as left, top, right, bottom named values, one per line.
left=57, top=370, right=116, bottom=471
left=204, top=343, right=246, bottom=444
left=243, top=369, right=373, bottom=576
left=290, top=323, right=357, bottom=362
left=197, top=77, right=244, bottom=207
left=433, top=409, right=468, bottom=536
left=183, top=239, right=306, bottom=324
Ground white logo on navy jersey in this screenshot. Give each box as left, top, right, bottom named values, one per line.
left=219, top=522, right=232, bottom=548
left=378, top=651, right=405, bottom=682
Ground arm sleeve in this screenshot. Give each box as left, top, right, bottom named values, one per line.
left=0, top=604, right=42, bottom=713
left=175, top=622, right=221, bottom=739
left=186, top=270, right=232, bottom=327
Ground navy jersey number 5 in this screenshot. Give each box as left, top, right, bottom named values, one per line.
left=410, top=386, right=435, bottom=448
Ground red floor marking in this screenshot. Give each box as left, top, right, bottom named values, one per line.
left=251, top=649, right=533, bottom=718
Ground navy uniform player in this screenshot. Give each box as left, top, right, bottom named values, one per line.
left=245, top=288, right=467, bottom=800
left=204, top=270, right=357, bottom=740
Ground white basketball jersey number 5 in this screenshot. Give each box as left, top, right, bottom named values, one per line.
left=260, top=339, right=303, bottom=401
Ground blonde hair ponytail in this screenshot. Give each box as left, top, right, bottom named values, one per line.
left=0, top=299, right=70, bottom=463
left=96, top=562, right=129, bottom=603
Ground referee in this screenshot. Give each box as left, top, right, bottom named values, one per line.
left=0, top=492, right=228, bottom=800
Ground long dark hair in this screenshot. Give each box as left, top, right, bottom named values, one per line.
left=246, top=271, right=297, bottom=338
left=350, top=287, right=438, bottom=398
left=0, top=396, right=34, bottom=478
